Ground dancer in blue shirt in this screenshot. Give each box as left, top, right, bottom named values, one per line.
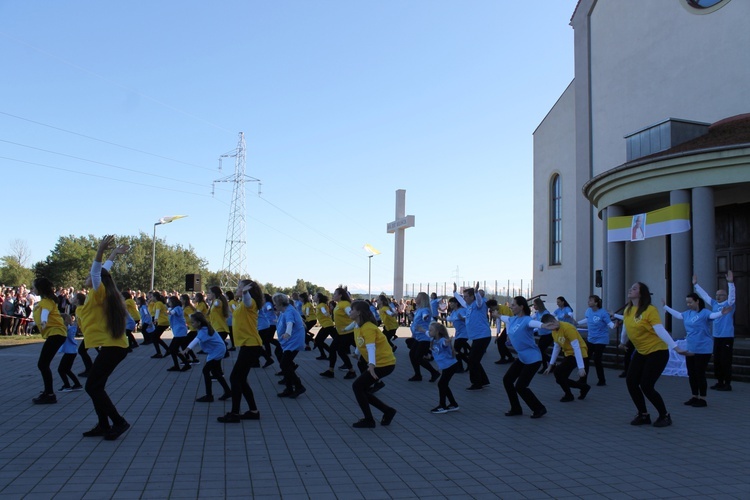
left=429, top=323, right=459, bottom=414
left=453, top=282, right=491, bottom=390
left=576, top=295, right=614, bottom=386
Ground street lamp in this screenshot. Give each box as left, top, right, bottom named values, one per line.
left=151, top=215, right=187, bottom=290
left=363, top=244, right=381, bottom=301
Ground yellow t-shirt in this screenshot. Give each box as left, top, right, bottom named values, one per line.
left=183, top=305, right=196, bottom=327
left=209, top=300, right=229, bottom=333
left=302, top=302, right=317, bottom=323
left=334, top=300, right=352, bottom=335
left=232, top=300, right=262, bottom=347
left=196, top=301, right=209, bottom=316
left=316, top=303, right=334, bottom=328
left=153, top=301, right=170, bottom=326
left=624, top=304, right=667, bottom=355
left=33, top=298, right=66, bottom=339
left=552, top=322, right=589, bottom=358
left=355, top=322, right=396, bottom=367
left=77, top=285, right=128, bottom=348
left=125, top=298, right=140, bottom=321
left=379, top=306, right=398, bottom=331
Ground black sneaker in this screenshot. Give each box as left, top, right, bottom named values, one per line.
left=277, top=389, right=294, bottom=398
left=320, top=370, right=334, bottom=378
left=352, top=418, right=376, bottom=428
left=196, top=395, right=214, bottom=403
left=262, top=358, right=274, bottom=368
left=381, top=408, right=397, bottom=426
left=430, top=406, right=448, bottom=414
left=445, top=404, right=460, bottom=412
left=104, top=421, right=130, bottom=441
left=343, top=371, right=356, bottom=380
left=684, top=397, right=699, bottom=406
left=692, top=399, right=708, bottom=407
left=218, top=393, right=231, bottom=401
left=71, top=384, right=83, bottom=391
left=559, top=394, right=575, bottom=402
left=652, top=414, right=672, bottom=428
left=181, top=365, right=191, bottom=371
left=578, top=384, right=591, bottom=400
left=82, top=424, right=110, bottom=437
left=504, top=409, right=523, bottom=417
left=465, top=385, right=483, bottom=391
left=630, top=413, right=651, bottom=426
left=78, top=371, right=89, bottom=378
left=217, top=412, right=241, bottom=423
left=408, top=376, right=423, bottom=382
left=59, top=386, right=73, bottom=392
left=596, top=381, right=606, bottom=387
left=191, top=359, right=201, bottom=365
left=240, top=411, right=260, bottom=420
left=530, top=408, right=547, bottom=419
left=166, top=366, right=181, bottom=372
left=32, top=393, right=57, bottom=404
left=315, top=355, right=328, bottom=360
left=151, top=353, right=164, bottom=359
left=716, top=385, right=732, bottom=392
left=338, top=365, right=349, bottom=371
left=710, top=383, right=723, bottom=390
left=289, top=386, right=306, bottom=399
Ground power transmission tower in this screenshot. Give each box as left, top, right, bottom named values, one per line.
left=213, top=132, right=260, bottom=289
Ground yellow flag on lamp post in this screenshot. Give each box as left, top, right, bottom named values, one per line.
left=363, top=244, right=381, bottom=255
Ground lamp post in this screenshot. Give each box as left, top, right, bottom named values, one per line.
left=363, top=244, right=381, bottom=301
left=150, top=215, right=187, bottom=291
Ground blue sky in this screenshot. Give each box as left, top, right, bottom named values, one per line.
left=0, top=1, right=576, bottom=295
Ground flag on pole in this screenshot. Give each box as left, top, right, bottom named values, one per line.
left=158, top=215, right=188, bottom=225
left=607, top=203, right=690, bottom=242
left=363, top=244, right=381, bottom=255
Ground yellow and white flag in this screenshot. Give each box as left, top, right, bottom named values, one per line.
left=607, top=203, right=690, bottom=242
left=158, top=215, right=188, bottom=225
left=363, top=244, right=381, bottom=255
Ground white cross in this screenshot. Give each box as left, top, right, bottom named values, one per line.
left=387, top=189, right=415, bottom=299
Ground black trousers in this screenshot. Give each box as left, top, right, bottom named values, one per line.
left=382, top=328, right=397, bottom=350
left=453, top=338, right=471, bottom=371
left=259, top=326, right=280, bottom=361
left=503, top=359, right=544, bottom=413
left=168, top=337, right=190, bottom=368
left=185, top=331, right=199, bottom=361
left=686, top=353, right=712, bottom=397
left=352, top=362, right=395, bottom=421
left=328, top=332, right=354, bottom=370
left=712, top=337, right=734, bottom=385
left=626, top=349, right=669, bottom=417
left=230, top=346, right=262, bottom=413
left=151, top=325, right=169, bottom=355
left=537, top=334, right=553, bottom=368
left=203, top=359, right=230, bottom=396
left=554, top=355, right=590, bottom=396
left=437, top=363, right=458, bottom=407
left=587, top=342, right=607, bottom=383
left=496, top=329, right=514, bottom=360
left=409, top=340, right=439, bottom=378
left=314, top=325, right=335, bottom=356
left=58, top=353, right=80, bottom=388
left=468, top=336, right=491, bottom=387
left=38, top=335, right=66, bottom=394
left=280, top=350, right=302, bottom=391
left=85, top=346, right=128, bottom=428
left=78, top=339, right=93, bottom=371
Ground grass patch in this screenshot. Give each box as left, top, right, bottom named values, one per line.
left=0, top=335, right=44, bottom=348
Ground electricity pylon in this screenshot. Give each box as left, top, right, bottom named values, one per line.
left=213, top=132, right=260, bottom=289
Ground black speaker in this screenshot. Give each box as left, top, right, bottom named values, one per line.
left=185, top=274, right=201, bottom=292
left=595, top=270, right=603, bottom=288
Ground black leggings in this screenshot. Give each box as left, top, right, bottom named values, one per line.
left=38, top=335, right=66, bottom=394
left=587, top=342, right=607, bottom=383
left=626, top=349, right=669, bottom=417
left=168, top=337, right=190, bottom=368
left=382, top=328, right=397, bottom=350
left=259, top=326, right=280, bottom=362
left=328, top=332, right=354, bottom=370
left=280, top=350, right=302, bottom=391
left=151, top=325, right=169, bottom=355
left=453, top=338, right=471, bottom=370
left=203, top=359, right=230, bottom=396
left=409, top=340, right=439, bottom=378
left=58, top=353, right=80, bottom=388
left=468, top=336, right=491, bottom=387
left=503, top=359, right=544, bottom=413
left=315, top=325, right=335, bottom=357
left=229, top=346, right=262, bottom=413
left=352, top=361, right=395, bottom=421
left=496, top=329, right=514, bottom=361
left=554, top=356, right=590, bottom=396
left=85, top=346, right=128, bottom=428
left=437, top=363, right=458, bottom=407
left=686, top=353, right=711, bottom=397
left=185, top=331, right=199, bottom=361
left=78, top=339, right=93, bottom=371
left=538, top=334, right=553, bottom=368
left=712, top=337, right=733, bottom=385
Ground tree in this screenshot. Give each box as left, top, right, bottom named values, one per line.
left=0, top=256, right=35, bottom=287
left=8, top=239, right=32, bottom=267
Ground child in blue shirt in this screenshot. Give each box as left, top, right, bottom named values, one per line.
left=166, top=296, right=191, bottom=372
left=429, top=323, right=459, bottom=414
left=58, top=314, right=83, bottom=392
left=182, top=312, right=231, bottom=403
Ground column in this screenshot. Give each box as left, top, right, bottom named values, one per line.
left=670, top=190, right=691, bottom=339
left=692, top=187, right=716, bottom=295
left=605, top=205, right=626, bottom=312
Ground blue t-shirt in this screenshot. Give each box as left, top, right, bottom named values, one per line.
left=430, top=298, right=440, bottom=318
left=506, top=315, right=542, bottom=364
left=464, top=294, right=490, bottom=340
left=554, top=306, right=575, bottom=324
left=126, top=312, right=136, bottom=331
left=431, top=337, right=457, bottom=370
left=196, top=327, right=226, bottom=361
left=682, top=308, right=715, bottom=354
left=169, top=306, right=188, bottom=338
left=533, top=309, right=552, bottom=336
left=277, top=307, right=305, bottom=351
left=710, top=299, right=734, bottom=338
left=139, top=304, right=152, bottom=325
left=448, top=309, right=467, bottom=339
left=260, top=302, right=277, bottom=328
left=59, top=325, right=78, bottom=354
left=411, top=307, right=432, bottom=342
left=585, top=308, right=611, bottom=345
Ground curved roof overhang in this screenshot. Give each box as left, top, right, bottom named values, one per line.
left=582, top=144, right=750, bottom=217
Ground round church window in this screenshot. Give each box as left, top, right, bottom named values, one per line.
left=680, top=0, right=732, bottom=14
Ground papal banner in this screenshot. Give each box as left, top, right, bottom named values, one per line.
left=607, top=203, right=691, bottom=242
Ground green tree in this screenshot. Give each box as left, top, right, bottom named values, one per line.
left=0, top=256, right=35, bottom=287
left=33, top=235, right=98, bottom=288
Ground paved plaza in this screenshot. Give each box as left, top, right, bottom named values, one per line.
left=1, top=331, right=748, bottom=499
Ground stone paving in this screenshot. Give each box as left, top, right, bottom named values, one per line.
left=1, top=330, right=748, bottom=499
